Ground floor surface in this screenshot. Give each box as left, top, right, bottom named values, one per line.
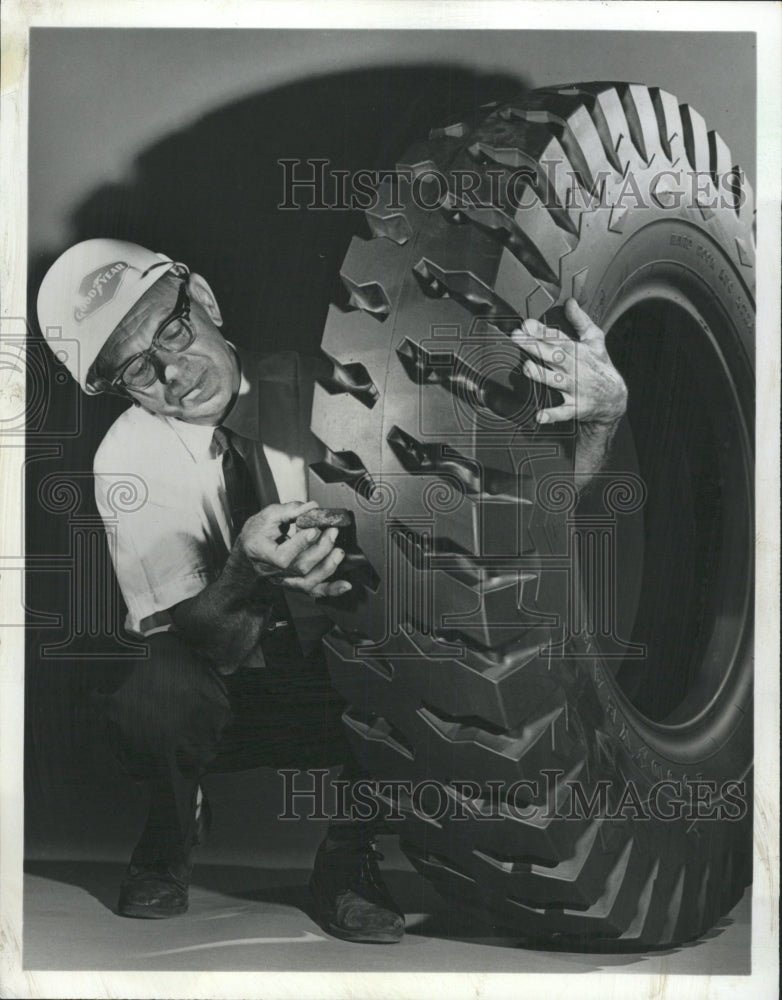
left=23, top=768, right=752, bottom=974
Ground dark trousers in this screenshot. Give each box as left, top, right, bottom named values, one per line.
left=103, top=626, right=362, bottom=869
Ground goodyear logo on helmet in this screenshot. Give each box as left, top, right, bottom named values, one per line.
left=74, top=261, right=130, bottom=322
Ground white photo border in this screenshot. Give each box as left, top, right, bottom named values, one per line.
left=2, top=2, right=779, bottom=998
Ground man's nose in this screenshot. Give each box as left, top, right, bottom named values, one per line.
left=159, top=354, right=189, bottom=386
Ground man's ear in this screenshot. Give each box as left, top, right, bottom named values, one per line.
left=187, top=272, right=223, bottom=327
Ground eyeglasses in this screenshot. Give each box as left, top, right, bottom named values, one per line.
left=102, top=266, right=196, bottom=393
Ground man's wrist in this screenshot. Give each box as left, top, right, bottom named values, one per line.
left=223, top=546, right=286, bottom=631
left=579, top=414, right=622, bottom=438
left=222, top=537, right=260, bottom=590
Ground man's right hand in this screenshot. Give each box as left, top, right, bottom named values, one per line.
left=238, top=500, right=352, bottom=598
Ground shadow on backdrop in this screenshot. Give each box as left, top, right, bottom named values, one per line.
left=25, top=63, right=531, bottom=853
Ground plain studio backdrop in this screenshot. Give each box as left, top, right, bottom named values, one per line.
left=22, top=26, right=755, bottom=971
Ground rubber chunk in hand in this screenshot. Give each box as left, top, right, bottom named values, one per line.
left=295, top=507, right=352, bottom=529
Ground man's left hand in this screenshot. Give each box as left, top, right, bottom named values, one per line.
left=511, top=298, right=627, bottom=427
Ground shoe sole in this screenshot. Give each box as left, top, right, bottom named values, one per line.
left=322, top=920, right=404, bottom=944
left=118, top=901, right=189, bottom=919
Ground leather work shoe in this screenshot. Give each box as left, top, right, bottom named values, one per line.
left=118, top=862, right=190, bottom=918
left=309, top=834, right=405, bottom=943
left=117, top=785, right=211, bottom=919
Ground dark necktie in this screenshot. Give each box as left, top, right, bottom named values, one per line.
left=215, top=427, right=259, bottom=537
left=213, top=427, right=292, bottom=643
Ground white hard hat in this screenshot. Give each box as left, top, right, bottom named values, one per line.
left=36, top=239, right=177, bottom=392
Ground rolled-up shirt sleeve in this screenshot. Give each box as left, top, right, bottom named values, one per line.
left=93, top=410, right=230, bottom=637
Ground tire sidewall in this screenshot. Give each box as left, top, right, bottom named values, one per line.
left=556, top=209, right=753, bottom=796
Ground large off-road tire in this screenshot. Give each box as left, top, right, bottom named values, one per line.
left=308, top=82, right=754, bottom=949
